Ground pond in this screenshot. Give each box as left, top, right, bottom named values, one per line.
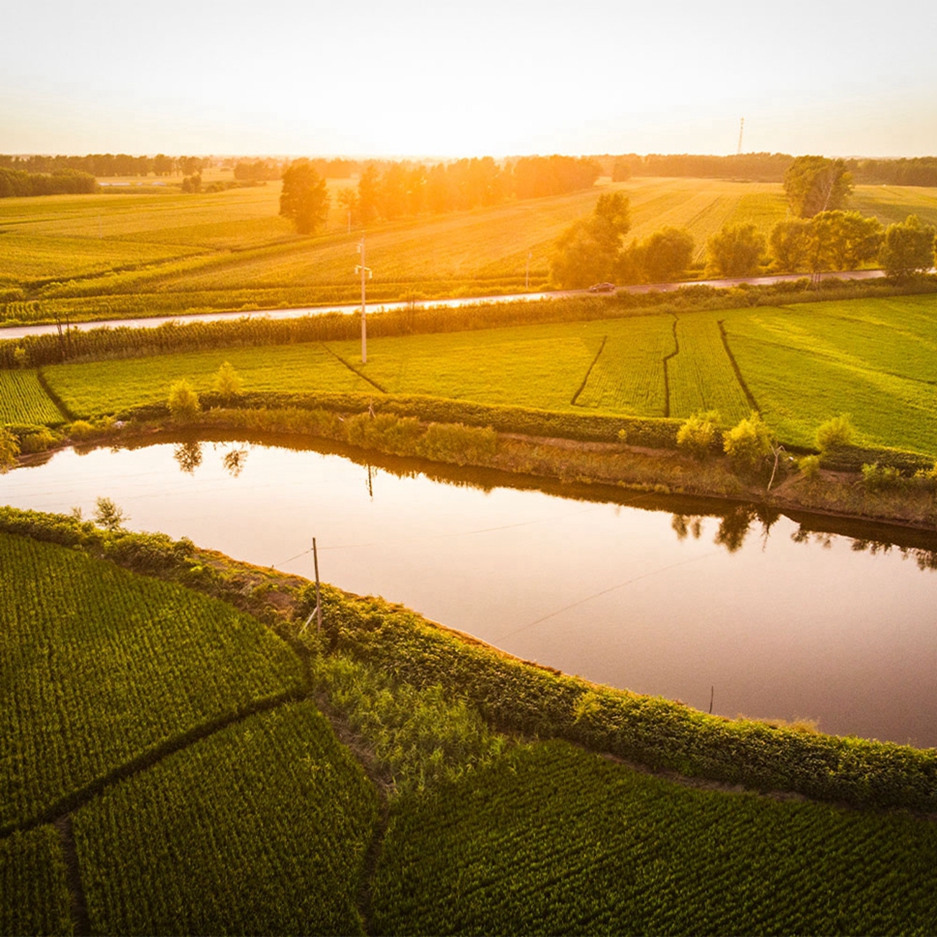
left=3, top=434, right=936, bottom=748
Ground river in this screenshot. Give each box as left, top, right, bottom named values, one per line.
left=3, top=433, right=935, bottom=748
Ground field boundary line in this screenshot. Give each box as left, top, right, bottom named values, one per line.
left=319, top=342, right=388, bottom=393
left=54, top=815, right=90, bottom=937
left=661, top=315, right=679, bottom=418
left=717, top=319, right=759, bottom=413
left=571, top=335, right=607, bottom=406
left=0, top=689, right=306, bottom=839
left=35, top=368, right=74, bottom=422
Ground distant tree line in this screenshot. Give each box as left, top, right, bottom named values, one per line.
left=605, top=152, right=937, bottom=187
left=0, top=153, right=204, bottom=177
left=0, top=167, right=96, bottom=198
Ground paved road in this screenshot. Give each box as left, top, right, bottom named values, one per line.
left=0, top=269, right=888, bottom=342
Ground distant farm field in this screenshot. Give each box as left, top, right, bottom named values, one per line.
left=34, top=293, right=937, bottom=455
left=3, top=178, right=937, bottom=322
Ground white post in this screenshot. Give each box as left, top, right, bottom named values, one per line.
left=356, top=235, right=372, bottom=364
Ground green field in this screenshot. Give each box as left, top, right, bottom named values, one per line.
left=31, top=293, right=937, bottom=455
left=374, top=741, right=937, bottom=935
left=4, top=177, right=937, bottom=323
left=3, top=522, right=937, bottom=935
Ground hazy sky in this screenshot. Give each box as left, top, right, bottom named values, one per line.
left=3, top=0, right=936, bottom=158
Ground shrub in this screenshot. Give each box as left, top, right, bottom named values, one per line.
left=93, top=496, right=128, bottom=531
left=798, top=455, right=822, bottom=479
left=416, top=423, right=498, bottom=465
left=68, top=420, right=97, bottom=440
left=213, top=361, right=242, bottom=400
left=861, top=462, right=904, bottom=491
left=0, top=426, right=19, bottom=471
left=723, top=412, right=774, bottom=470
left=12, top=346, right=28, bottom=368
left=18, top=427, right=57, bottom=453
left=167, top=379, right=200, bottom=422
left=815, top=414, right=855, bottom=451
left=676, top=410, right=720, bottom=459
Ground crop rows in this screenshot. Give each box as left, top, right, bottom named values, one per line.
left=73, top=703, right=378, bottom=936
left=373, top=740, right=937, bottom=935
left=574, top=316, right=674, bottom=414
left=0, top=826, right=73, bottom=936
left=667, top=313, right=752, bottom=421
left=0, top=532, right=304, bottom=828
left=0, top=369, right=62, bottom=424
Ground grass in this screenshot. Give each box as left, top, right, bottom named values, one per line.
left=41, top=343, right=375, bottom=417
left=373, top=740, right=937, bottom=936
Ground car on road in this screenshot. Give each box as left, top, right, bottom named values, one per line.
left=588, top=282, right=616, bottom=293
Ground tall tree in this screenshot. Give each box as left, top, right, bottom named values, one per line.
left=279, top=160, right=329, bottom=234
left=808, top=211, right=882, bottom=272
left=550, top=193, right=630, bottom=288
left=784, top=156, right=853, bottom=218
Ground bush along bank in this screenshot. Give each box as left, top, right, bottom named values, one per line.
left=1, top=505, right=936, bottom=815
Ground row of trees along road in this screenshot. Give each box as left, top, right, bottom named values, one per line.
left=551, top=156, right=937, bottom=287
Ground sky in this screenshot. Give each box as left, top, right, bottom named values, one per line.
left=2, top=0, right=936, bottom=159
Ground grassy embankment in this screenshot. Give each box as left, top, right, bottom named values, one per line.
left=2, top=512, right=937, bottom=935
left=3, top=176, right=937, bottom=324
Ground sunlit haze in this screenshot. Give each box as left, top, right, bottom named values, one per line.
left=3, top=0, right=936, bottom=158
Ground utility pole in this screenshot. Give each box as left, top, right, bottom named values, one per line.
left=356, top=235, right=373, bottom=364
left=737, top=117, right=745, bottom=156
left=525, top=251, right=532, bottom=290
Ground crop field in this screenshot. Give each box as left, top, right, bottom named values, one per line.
left=5, top=178, right=937, bottom=324
left=74, top=703, right=378, bottom=936
left=41, top=342, right=375, bottom=416
left=0, top=369, right=62, bottom=423
left=28, top=292, right=937, bottom=455
left=0, top=826, right=73, bottom=936
left=373, top=740, right=937, bottom=936
left=0, top=531, right=304, bottom=829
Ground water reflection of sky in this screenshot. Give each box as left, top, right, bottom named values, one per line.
left=3, top=439, right=936, bottom=749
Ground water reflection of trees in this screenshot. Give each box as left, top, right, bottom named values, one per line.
left=672, top=505, right=780, bottom=554
left=792, top=528, right=937, bottom=571
left=173, top=441, right=202, bottom=474
left=221, top=447, right=248, bottom=478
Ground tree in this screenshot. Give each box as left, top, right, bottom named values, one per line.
left=93, top=496, right=127, bottom=531
left=880, top=214, right=937, bottom=279
left=783, top=155, right=853, bottom=218
left=815, top=414, right=855, bottom=452
left=808, top=211, right=882, bottom=272
left=167, top=379, right=201, bottom=421
left=357, top=164, right=381, bottom=225
left=641, top=227, right=694, bottom=282
left=676, top=410, right=720, bottom=459
left=213, top=361, right=242, bottom=400
left=769, top=219, right=812, bottom=272
left=706, top=224, right=766, bottom=277
left=550, top=193, right=630, bottom=288
left=279, top=159, right=329, bottom=234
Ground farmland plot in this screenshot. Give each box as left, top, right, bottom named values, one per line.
left=373, top=740, right=937, bottom=936
left=574, top=316, right=674, bottom=415
left=0, top=370, right=62, bottom=424
left=42, top=342, right=375, bottom=417
left=75, top=703, right=378, bottom=936
left=667, top=313, right=752, bottom=422
left=725, top=309, right=937, bottom=451
left=0, top=532, right=304, bottom=829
